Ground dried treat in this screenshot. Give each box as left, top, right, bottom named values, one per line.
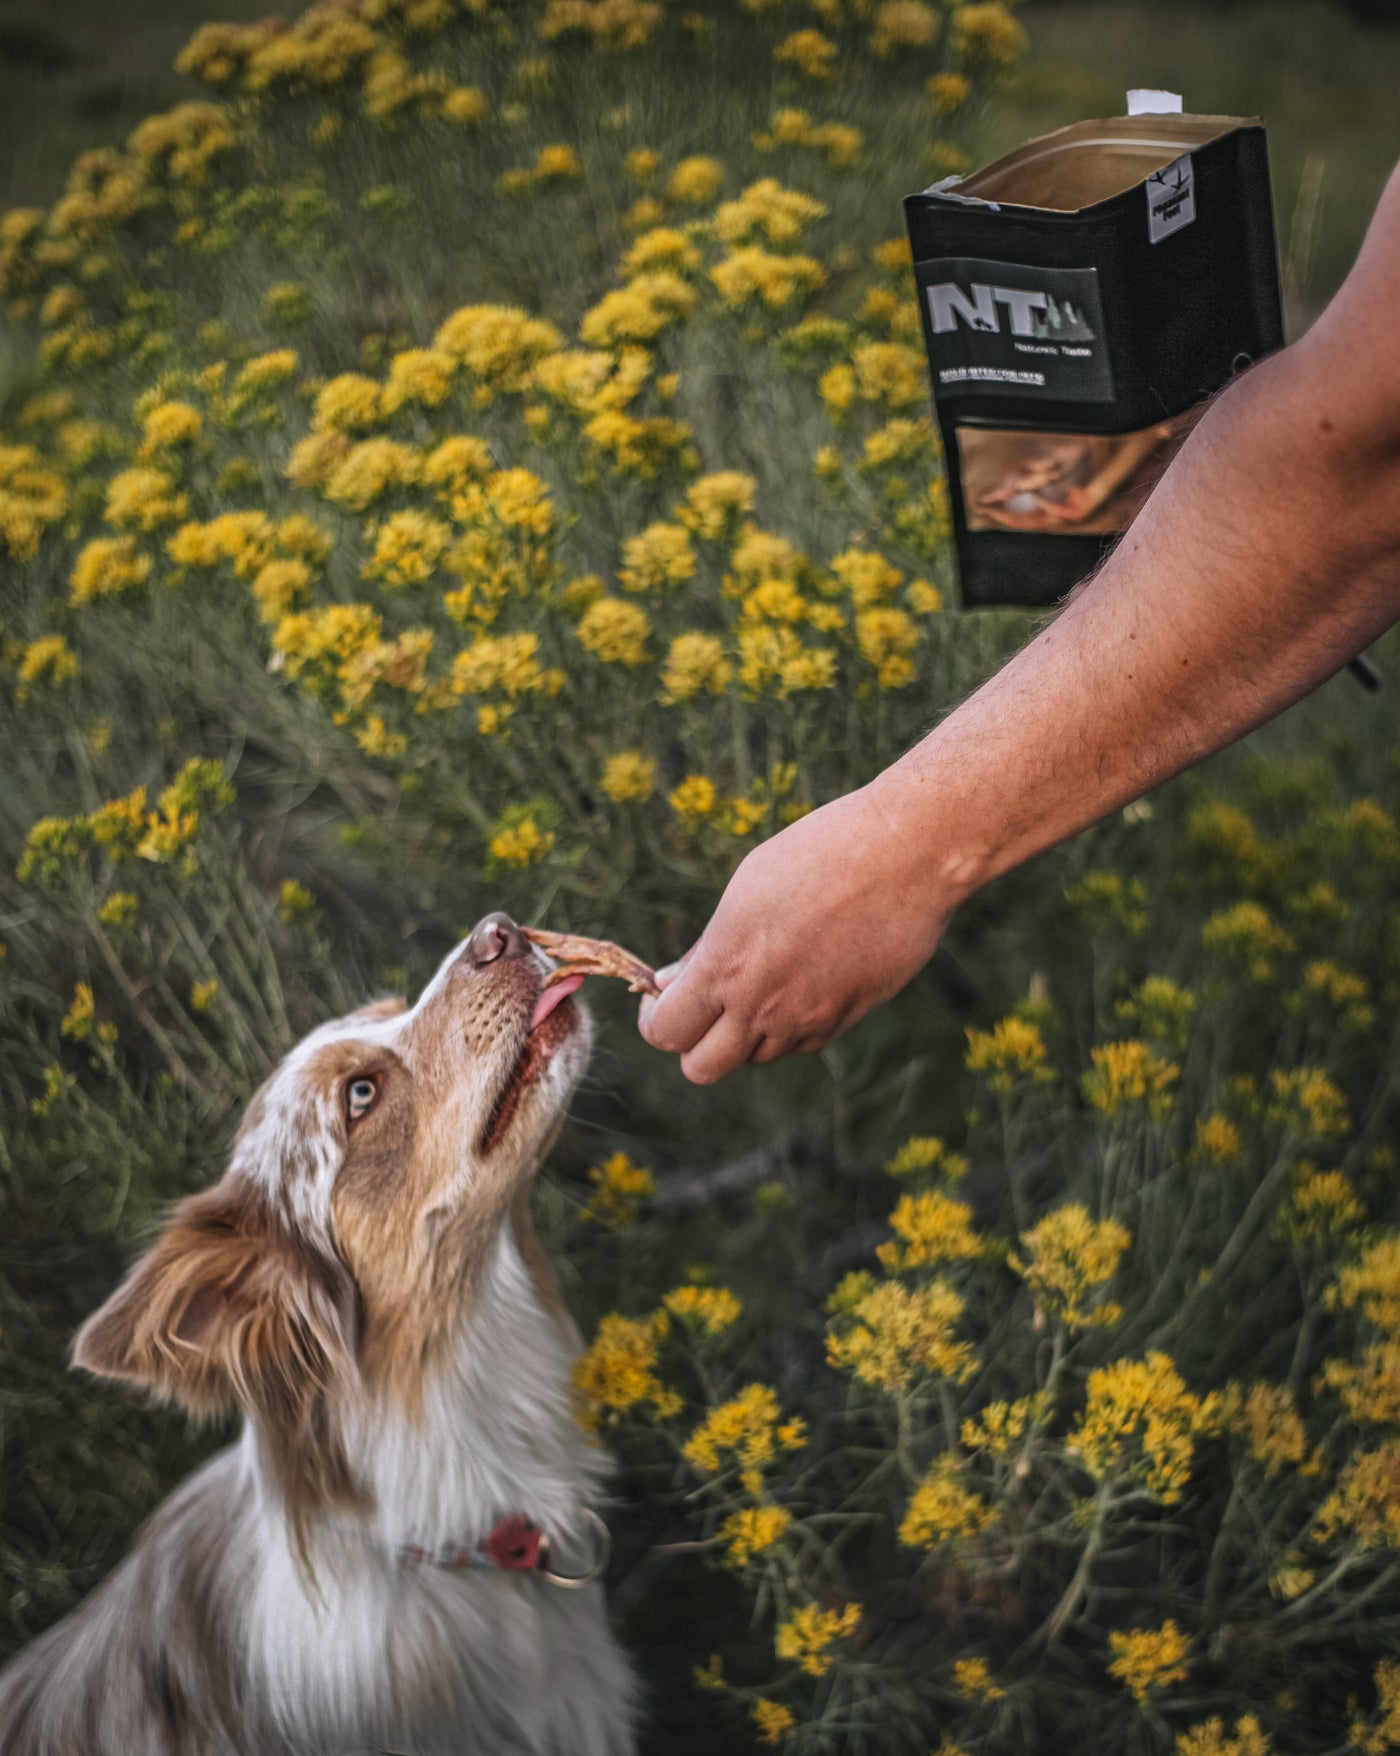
left=523, top=928, right=660, bottom=996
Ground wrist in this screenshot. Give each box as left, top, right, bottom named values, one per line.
left=861, top=747, right=993, bottom=919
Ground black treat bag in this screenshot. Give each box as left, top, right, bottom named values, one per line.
left=905, top=113, right=1285, bottom=608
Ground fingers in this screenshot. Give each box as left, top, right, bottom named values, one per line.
left=638, top=943, right=722, bottom=1054
left=679, top=1011, right=761, bottom=1086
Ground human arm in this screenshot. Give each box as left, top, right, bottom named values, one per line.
left=640, top=162, right=1400, bottom=1084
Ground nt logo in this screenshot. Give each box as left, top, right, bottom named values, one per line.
left=927, top=282, right=1096, bottom=344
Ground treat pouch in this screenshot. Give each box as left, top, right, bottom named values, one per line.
left=905, top=110, right=1285, bottom=608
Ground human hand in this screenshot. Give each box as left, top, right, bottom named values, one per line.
left=637, top=780, right=952, bottom=1083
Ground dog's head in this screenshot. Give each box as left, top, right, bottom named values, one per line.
left=73, top=913, right=589, bottom=1469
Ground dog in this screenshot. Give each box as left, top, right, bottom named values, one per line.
left=0, top=913, right=638, bottom=1756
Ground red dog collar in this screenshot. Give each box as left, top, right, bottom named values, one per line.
left=396, top=1510, right=610, bottom=1589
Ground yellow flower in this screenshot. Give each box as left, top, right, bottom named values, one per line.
left=1117, top=975, right=1196, bottom=1048
left=871, top=0, right=939, bottom=53
left=442, top=84, right=487, bottom=124
left=190, top=978, right=219, bottom=1011
left=488, top=817, right=555, bottom=868
left=693, top=1653, right=725, bottom=1691
left=139, top=398, right=202, bottom=452
left=1195, top=1114, right=1243, bottom=1165
left=961, top=1393, right=1051, bottom=1458
left=1313, top=1441, right=1400, bottom=1550
left=951, top=1, right=1026, bottom=64
left=676, top=470, right=757, bottom=541
left=928, top=71, right=970, bottom=113
left=1010, top=1205, right=1130, bottom=1330
left=774, top=1602, right=860, bottom=1677
left=313, top=373, right=384, bottom=434
left=1201, top=900, right=1294, bottom=982
left=964, top=1016, right=1052, bottom=1094
left=952, top=1657, right=1005, bottom=1703
left=252, top=558, right=313, bottom=623
left=576, top=597, right=652, bottom=668
left=855, top=606, right=918, bottom=688
left=879, top=1190, right=980, bottom=1271
left=60, top=982, right=95, bottom=1041
left=751, top=1701, right=796, bottom=1744
left=1349, top=1660, right=1400, bottom=1755
left=599, top=751, right=656, bottom=802
left=1332, top=1236, right=1400, bottom=1340
left=451, top=632, right=560, bottom=698
left=434, top=303, right=564, bottom=391
left=907, top=578, right=943, bottom=614
left=853, top=340, right=927, bottom=407
left=620, top=226, right=702, bottom=278
left=1066, top=871, right=1148, bottom=937
left=684, top=1382, right=803, bottom=1487
left=669, top=774, right=717, bottom=827
left=716, top=180, right=827, bottom=248
left=15, top=635, right=79, bottom=697
left=363, top=510, right=452, bottom=587
left=104, top=466, right=187, bottom=532
left=736, top=624, right=836, bottom=698
left=618, top=521, right=696, bottom=593
left=580, top=273, right=695, bottom=347
left=1107, top=1620, right=1190, bottom=1706
left=710, top=245, right=825, bottom=310
left=1176, top=1716, right=1272, bottom=1756
left=1287, top=1166, right=1364, bottom=1248
left=71, top=536, right=151, bottom=605
left=774, top=28, right=836, bottom=77
left=626, top=148, right=660, bottom=182
left=323, top=437, right=422, bottom=510
left=380, top=347, right=456, bottom=413
left=1070, top=1353, right=1218, bottom=1504
left=1223, top=1381, right=1308, bottom=1474
left=278, top=879, right=314, bottom=923
left=1267, top=1067, right=1349, bottom=1139
left=97, top=891, right=138, bottom=928
left=665, top=155, right=723, bottom=204
left=663, top=1285, right=741, bottom=1334
left=1083, top=1040, right=1179, bottom=1119
left=535, top=143, right=584, bottom=180
left=234, top=349, right=299, bottom=395
left=422, top=434, right=494, bottom=495
left=827, top=1279, right=973, bottom=1395
left=660, top=632, right=732, bottom=703
left=573, top=1310, right=681, bottom=1429
left=718, top=1505, right=791, bottom=1566
left=885, top=1136, right=967, bottom=1180
left=0, top=445, right=68, bottom=559
left=581, top=1151, right=655, bottom=1227
left=899, top=1457, right=995, bottom=1548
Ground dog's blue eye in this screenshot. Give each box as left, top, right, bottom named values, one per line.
left=347, top=1077, right=378, bottom=1120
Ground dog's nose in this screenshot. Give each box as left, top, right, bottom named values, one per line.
left=465, top=912, right=529, bottom=968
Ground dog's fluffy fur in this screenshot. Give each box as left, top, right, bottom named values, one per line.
left=0, top=921, right=638, bottom=1755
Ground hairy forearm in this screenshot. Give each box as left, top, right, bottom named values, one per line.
left=874, top=321, right=1400, bottom=905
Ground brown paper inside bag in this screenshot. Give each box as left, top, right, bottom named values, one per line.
left=957, top=115, right=1260, bottom=213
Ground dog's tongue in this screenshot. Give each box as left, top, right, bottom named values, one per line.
left=530, top=973, right=584, bottom=1030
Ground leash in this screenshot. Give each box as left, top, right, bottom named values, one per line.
left=395, top=1508, right=611, bottom=1590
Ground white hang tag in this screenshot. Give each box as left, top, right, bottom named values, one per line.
left=1127, top=89, right=1183, bottom=115
left=1147, top=155, right=1196, bottom=243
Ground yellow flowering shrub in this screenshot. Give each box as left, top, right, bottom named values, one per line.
left=1107, top=1619, right=1191, bottom=1706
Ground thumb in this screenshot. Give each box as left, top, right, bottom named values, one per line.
left=638, top=940, right=717, bottom=1052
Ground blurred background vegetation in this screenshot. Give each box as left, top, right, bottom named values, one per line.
left=1, top=0, right=1396, bottom=325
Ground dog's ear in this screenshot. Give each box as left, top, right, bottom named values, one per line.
left=72, top=1178, right=360, bottom=1421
